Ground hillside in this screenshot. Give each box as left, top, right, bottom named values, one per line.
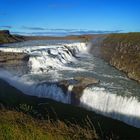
left=0, top=30, right=102, bottom=44
left=0, top=109, right=99, bottom=140
left=0, top=30, right=25, bottom=44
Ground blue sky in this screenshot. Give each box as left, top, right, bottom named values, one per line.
left=0, top=0, right=140, bottom=35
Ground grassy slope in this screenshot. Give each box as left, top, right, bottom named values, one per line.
left=100, top=33, right=140, bottom=82
left=0, top=109, right=99, bottom=140
left=0, top=79, right=140, bottom=139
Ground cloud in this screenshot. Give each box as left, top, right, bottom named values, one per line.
left=21, top=25, right=122, bottom=34
left=12, top=28, right=123, bottom=36
left=31, top=32, right=68, bottom=36
left=69, top=30, right=123, bottom=34
left=0, top=25, right=12, bottom=29
left=21, top=26, right=78, bottom=32
left=22, top=26, right=46, bottom=30
left=11, top=31, right=29, bottom=35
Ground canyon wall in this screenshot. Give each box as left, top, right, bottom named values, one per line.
left=91, top=33, right=140, bottom=82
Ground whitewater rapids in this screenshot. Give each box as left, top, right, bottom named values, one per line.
left=0, top=40, right=140, bottom=128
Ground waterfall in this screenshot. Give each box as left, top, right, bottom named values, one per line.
left=0, top=70, right=70, bottom=103
left=80, top=87, right=140, bottom=128
left=1, top=40, right=140, bottom=128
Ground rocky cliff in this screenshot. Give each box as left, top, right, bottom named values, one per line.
left=97, top=33, right=140, bottom=82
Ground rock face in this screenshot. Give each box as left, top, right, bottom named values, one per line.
left=59, top=77, right=99, bottom=105
left=0, top=51, right=29, bottom=63
left=0, top=30, right=25, bottom=44
left=0, top=51, right=30, bottom=74
left=97, top=33, right=140, bottom=83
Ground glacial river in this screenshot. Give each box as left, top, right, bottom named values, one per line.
left=0, top=40, right=140, bottom=128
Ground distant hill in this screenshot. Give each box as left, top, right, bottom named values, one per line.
left=0, top=30, right=26, bottom=44
left=0, top=30, right=102, bottom=44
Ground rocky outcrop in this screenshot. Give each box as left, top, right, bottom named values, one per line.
left=0, top=51, right=30, bottom=74
left=0, top=30, right=25, bottom=44
left=96, top=33, right=140, bottom=83
left=0, top=51, right=29, bottom=63
left=59, top=77, right=99, bottom=104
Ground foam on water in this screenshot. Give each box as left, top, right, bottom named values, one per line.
left=0, top=42, right=87, bottom=73
left=80, top=87, right=140, bottom=128
left=0, top=70, right=70, bottom=103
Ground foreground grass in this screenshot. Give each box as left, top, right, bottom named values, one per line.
left=0, top=109, right=98, bottom=140
left=1, top=79, right=140, bottom=139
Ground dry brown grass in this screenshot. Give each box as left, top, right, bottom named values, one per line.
left=0, top=109, right=99, bottom=140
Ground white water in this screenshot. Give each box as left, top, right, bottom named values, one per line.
left=0, top=42, right=87, bottom=73
left=0, top=70, right=70, bottom=103
left=80, top=87, right=140, bottom=128
left=0, top=40, right=140, bottom=128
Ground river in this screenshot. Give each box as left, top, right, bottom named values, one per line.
left=0, top=40, right=140, bottom=128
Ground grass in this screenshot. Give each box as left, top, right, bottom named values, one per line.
left=0, top=79, right=140, bottom=139
left=0, top=109, right=98, bottom=140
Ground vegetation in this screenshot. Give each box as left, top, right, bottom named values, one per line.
left=0, top=108, right=98, bottom=140
left=0, top=79, right=140, bottom=139
left=103, top=33, right=140, bottom=45
left=0, top=30, right=25, bottom=44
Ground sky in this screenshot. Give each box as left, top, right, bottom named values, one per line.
left=0, top=0, right=140, bottom=36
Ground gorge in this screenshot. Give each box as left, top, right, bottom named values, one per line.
left=0, top=36, right=140, bottom=130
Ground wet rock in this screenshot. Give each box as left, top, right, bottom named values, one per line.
left=0, top=51, right=30, bottom=74
left=58, top=77, right=99, bottom=105
left=0, top=51, right=29, bottom=63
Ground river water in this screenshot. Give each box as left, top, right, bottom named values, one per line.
left=0, top=40, right=140, bottom=128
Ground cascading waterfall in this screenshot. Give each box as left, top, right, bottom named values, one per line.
left=0, top=40, right=140, bottom=128
left=0, top=70, right=70, bottom=103
left=0, top=42, right=86, bottom=102
left=80, top=87, right=140, bottom=128
left=0, top=42, right=87, bottom=73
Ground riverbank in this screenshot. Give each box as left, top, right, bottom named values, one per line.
left=0, top=78, right=140, bottom=139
